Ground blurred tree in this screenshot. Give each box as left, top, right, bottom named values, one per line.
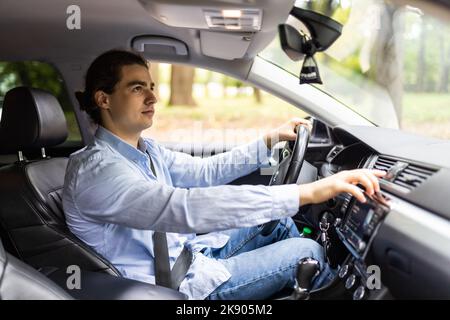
left=149, top=62, right=160, bottom=100
left=222, top=75, right=228, bottom=98
left=0, top=61, right=80, bottom=140
left=0, top=61, right=69, bottom=108
left=438, top=31, right=449, bottom=93
left=253, top=87, right=262, bottom=104
left=205, top=71, right=213, bottom=98
left=416, top=19, right=426, bottom=92
left=169, top=64, right=196, bottom=106
left=369, top=4, right=404, bottom=123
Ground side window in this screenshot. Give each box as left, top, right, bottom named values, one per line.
left=0, top=61, right=81, bottom=142
left=144, top=63, right=308, bottom=146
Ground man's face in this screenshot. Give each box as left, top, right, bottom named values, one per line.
left=104, top=64, right=157, bottom=134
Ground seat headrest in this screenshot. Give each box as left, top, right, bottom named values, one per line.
left=0, top=87, right=68, bottom=153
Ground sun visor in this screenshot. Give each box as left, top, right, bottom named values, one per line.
left=137, top=0, right=296, bottom=60
left=200, top=31, right=252, bottom=60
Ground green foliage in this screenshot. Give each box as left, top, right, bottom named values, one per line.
left=0, top=61, right=81, bottom=141
left=402, top=14, right=450, bottom=92
left=0, top=62, right=61, bottom=96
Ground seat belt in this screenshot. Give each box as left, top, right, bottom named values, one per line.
left=152, top=231, right=173, bottom=288
left=171, top=246, right=193, bottom=289
left=147, top=150, right=193, bottom=290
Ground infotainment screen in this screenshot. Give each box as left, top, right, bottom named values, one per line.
left=347, top=202, right=375, bottom=237
left=337, top=193, right=390, bottom=258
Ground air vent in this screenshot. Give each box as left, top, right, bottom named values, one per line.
left=372, top=156, right=396, bottom=171
left=395, top=164, right=437, bottom=190
left=326, top=145, right=344, bottom=162
left=373, top=155, right=438, bottom=192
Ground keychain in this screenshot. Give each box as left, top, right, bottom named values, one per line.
left=320, top=216, right=331, bottom=264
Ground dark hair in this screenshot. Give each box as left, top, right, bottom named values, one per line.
left=75, top=49, right=148, bottom=124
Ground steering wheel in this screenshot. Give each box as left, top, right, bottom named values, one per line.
left=259, top=124, right=310, bottom=236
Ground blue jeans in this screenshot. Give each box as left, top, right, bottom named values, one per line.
left=204, top=217, right=334, bottom=300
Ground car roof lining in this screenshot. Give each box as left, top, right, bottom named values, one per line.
left=0, top=0, right=294, bottom=73
left=1, top=0, right=449, bottom=75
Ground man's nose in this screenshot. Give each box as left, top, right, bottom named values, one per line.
left=144, top=88, right=157, bottom=105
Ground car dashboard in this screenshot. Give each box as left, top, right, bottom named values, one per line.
left=302, top=125, right=450, bottom=299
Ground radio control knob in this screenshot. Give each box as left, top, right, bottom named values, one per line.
left=338, top=264, right=350, bottom=279
left=357, top=240, right=366, bottom=252
left=345, top=274, right=357, bottom=290
left=363, top=227, right=371, bottom=237
left=353, top=285, right=367, bottom=300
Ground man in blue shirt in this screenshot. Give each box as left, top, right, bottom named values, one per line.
left=63, top=49, right=385, bottom=300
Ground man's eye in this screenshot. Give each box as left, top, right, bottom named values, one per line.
left=133, top=86, right=143, bottom=92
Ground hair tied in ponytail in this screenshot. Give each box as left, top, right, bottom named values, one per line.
left=75, top=91, right=88, bottom=110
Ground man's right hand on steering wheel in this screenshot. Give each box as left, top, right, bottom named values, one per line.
left=261, top=118, right=386, bottom=209
left=297, top=169, right=387, bottom=206
left=263, top=117, right=312, bottom=149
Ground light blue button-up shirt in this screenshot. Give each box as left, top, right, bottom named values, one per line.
left=62, top=126, right=300, bottom=299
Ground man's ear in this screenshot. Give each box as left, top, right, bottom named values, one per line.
left=94, top=90, right=110, bottom=110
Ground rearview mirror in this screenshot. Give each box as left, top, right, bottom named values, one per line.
left=279, top=7, right=342, bottom=84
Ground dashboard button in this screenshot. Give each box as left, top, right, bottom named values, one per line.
left=353, top=285, right=367, bottom=300
left=338, top=264, right=350, bottom=279
left=345, top=274, right=357, bottom=290
left=357, top=240, right=366, bottom=252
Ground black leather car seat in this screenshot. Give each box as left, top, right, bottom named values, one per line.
left=0, top=236, right=186, bottom=300
left=0, top=236, right=72, bottom=300
left=0, top=86, right=119, bottom=276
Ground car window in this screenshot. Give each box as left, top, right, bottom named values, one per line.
left=0, top=61, right=81, bottom=142
left=259, top=0, right=450, bottom=140
left=143, top=63, right=309, bottom=146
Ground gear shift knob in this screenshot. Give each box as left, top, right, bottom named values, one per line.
left=294, top=257, right=320, bottom=300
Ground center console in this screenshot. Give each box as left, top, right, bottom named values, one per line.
left=332, top=192, right=391, bottom=300
left=337, top=193, right=390, bottom=260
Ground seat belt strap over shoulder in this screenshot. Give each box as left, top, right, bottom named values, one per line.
left=146, top=150, right=192, bottom=290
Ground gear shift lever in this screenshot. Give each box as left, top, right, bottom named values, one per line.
left=292, top=257, right=320, bottom=300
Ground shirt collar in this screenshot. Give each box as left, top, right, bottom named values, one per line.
left=95, top=126, right=148, bottom=161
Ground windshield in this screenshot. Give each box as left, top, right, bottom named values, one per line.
left=259, top=0, right=450, bottom=140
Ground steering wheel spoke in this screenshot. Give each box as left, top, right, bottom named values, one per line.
left=260, top=125, right=310, bottom=236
